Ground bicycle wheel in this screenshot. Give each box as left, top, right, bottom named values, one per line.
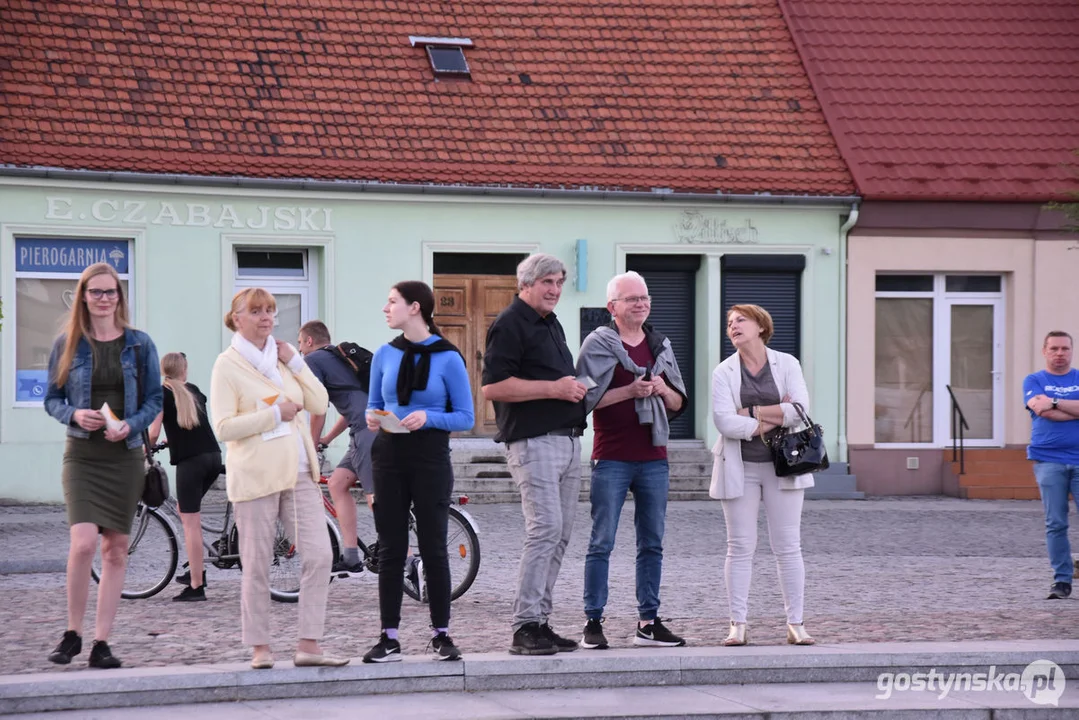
left=91, top=505, right=179, bottom=600
left=269, top=517, right=341, bottom=604
left=403, top=506, right=481, bottom=603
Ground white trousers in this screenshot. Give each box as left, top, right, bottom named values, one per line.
left=720, top=462, right=806, bottom=624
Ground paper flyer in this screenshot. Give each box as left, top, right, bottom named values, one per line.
left=99, top=402, right=125, bottom=432
left=368, top=409, right=410, bottom=434
left=577, top=375, right=598, bottom=389
left=258, top=394, right=291, bottom=441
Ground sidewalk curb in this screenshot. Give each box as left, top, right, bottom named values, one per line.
left=2, top=640, right=1076, bottom=715
left=0, top=560, right=65, bottom=575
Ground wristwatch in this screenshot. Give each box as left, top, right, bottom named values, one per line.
left=1052, top=397, right=1060, bottom=409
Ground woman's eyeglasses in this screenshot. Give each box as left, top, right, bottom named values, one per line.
left=86, top=289, right=119, bottom=300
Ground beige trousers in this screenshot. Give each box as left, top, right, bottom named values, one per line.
left=233, top=476, right=332, bottom=646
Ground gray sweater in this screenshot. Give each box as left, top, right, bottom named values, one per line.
left=575, top=324, right=687, bottom=447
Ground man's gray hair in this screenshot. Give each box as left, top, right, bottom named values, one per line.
left=517, top=253, right=567, bottom=289
left=606, top=271, right=648, bottom=302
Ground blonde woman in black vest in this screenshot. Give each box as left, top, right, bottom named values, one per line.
left=149, top=352, right=224, bottom=601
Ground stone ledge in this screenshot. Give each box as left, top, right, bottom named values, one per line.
left=2, top=641, right=1077, bottom=715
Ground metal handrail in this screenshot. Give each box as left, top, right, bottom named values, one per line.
left=902, top=382, right=933, bottom=442
left=945, top=384, right=970, bottom=474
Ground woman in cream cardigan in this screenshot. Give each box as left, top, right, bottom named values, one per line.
left=710, top=304, right=815, bottom=647
left=210, top=287, right=347, bottom=670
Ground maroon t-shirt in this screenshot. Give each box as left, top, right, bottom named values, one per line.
left=591, top=340, right=668, bottom=462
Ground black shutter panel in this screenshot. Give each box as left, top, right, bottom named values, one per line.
left=720, top=266, right=801, bottom=361
left=631, top=269, right=695, bottom=440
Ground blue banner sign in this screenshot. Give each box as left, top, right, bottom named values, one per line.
left=16, top=370, right=49, bottom=403
left=16, top=238, right=129, bottom=274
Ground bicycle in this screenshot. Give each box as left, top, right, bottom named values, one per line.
left=90, top=443, right=342, bottom=602
left=267, top=446, right=482, bottom=604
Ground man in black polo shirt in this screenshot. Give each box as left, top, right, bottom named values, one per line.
left=482, top=253, right=588, bottom=656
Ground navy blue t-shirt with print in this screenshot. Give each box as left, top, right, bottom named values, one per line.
left=1023, top=368, right=1079, bottom=464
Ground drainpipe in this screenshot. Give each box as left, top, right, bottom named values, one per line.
left=837, top=202, right=860, bottom=465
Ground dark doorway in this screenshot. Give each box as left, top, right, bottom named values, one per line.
left=626, top=254, right=700, bottom=440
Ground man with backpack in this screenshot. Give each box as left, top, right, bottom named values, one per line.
left=298, top=320, right=376, bottom=578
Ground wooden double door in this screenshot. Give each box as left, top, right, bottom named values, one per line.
left=433, top=274, right=518, bottom=436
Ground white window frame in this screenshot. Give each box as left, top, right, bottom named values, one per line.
left=8, top=231, right=136, bottom=408
left=221, top=235, right=328, bottom=350
left=874, top=274, right=1005, bottom=448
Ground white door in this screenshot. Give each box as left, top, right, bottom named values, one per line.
left=935, top=298, right=1003, bottom=447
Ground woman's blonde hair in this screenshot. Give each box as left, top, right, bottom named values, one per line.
left=224, top=287, right=277, bottom=331
left=728, top=304, right=775, bottom=344
left=53, top=263, right=130, bottom=387
left=161, top=352, right=199, bottom=429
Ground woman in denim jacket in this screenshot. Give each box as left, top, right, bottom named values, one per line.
left=43, top=262, right=162, bottom=670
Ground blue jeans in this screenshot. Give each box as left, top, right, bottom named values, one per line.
left=1032, top=462, right=1079, bottom=584
left=584, top=459, right=669, bottom=621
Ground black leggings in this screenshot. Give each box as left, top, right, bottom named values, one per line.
left=175, top=451, right=223, bottom=513
left=371, top=430, right=453, bottom=630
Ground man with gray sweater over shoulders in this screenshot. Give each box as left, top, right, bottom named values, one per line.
left=575, top=271, right=687, bottom=649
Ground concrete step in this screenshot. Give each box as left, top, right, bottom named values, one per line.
left=3, top=641, right=1075, bottom=715
left=956, top=472, right=1037, bottom=488
left=962, top=486, right=1041, bottom=500
left=952, top=460, right=1034, bottom=478
left=942, top=448, right=1029, bottom=463
left=806, top=478, right=865, bottom=500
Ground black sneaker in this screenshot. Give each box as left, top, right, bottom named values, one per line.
left=175, top=564, right=207, bottom=588
left=332, top=557, right=367, bottom=579
left=633, top=618, right=686, bottom=647
left=1048, top=582, right=1072, bottom=599
left=47, top=630, right=82, bottom=665
left=540, top=622, right=578, bottom=652
left=509, top=622, right=557, bottom=656
left=88, top=640, right=122, bottom=669
left=430, top=632, right=462, bottom=661
left=173, top=585, right=206, bottom=602
left=581, top=618, right=609, bottom=650
left=362, top=633, right=402, bottom=663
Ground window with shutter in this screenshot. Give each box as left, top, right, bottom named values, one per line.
left=720, top=255, right=804, bottom=361
left=627, top=255, right=700, bottom=440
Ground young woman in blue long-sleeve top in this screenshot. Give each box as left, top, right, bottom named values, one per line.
left=362, top=280, right=475, bottom=663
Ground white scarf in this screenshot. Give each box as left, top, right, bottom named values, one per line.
left=230, top=332, right=310, bottom=474
left=231, top=332, right=284, bottom=387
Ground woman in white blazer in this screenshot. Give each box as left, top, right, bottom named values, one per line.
left=710, top=304, right=815, bottom=647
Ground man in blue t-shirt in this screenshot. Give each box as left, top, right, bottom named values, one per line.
left=1024, top=330, right=1079, bottom=600
left=298, top=320, right=376, bottom=578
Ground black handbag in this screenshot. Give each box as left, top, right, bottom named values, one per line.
left=766, top=402, right=830, bottom=477
left=136, top=345, right=169, bottom=508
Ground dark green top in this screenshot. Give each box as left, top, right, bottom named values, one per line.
left=89, top=336, right=126, bottom=440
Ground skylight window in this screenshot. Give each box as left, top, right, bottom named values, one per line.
left=409, top=36, right=473, bottom=77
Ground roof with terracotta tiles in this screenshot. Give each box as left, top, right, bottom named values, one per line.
left=0, top=0, right=854, bottom=196
left=779, top=0, right=1079, bottom=202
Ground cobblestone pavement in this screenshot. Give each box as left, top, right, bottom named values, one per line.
left=1, top=496, right=1075, bottom=676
